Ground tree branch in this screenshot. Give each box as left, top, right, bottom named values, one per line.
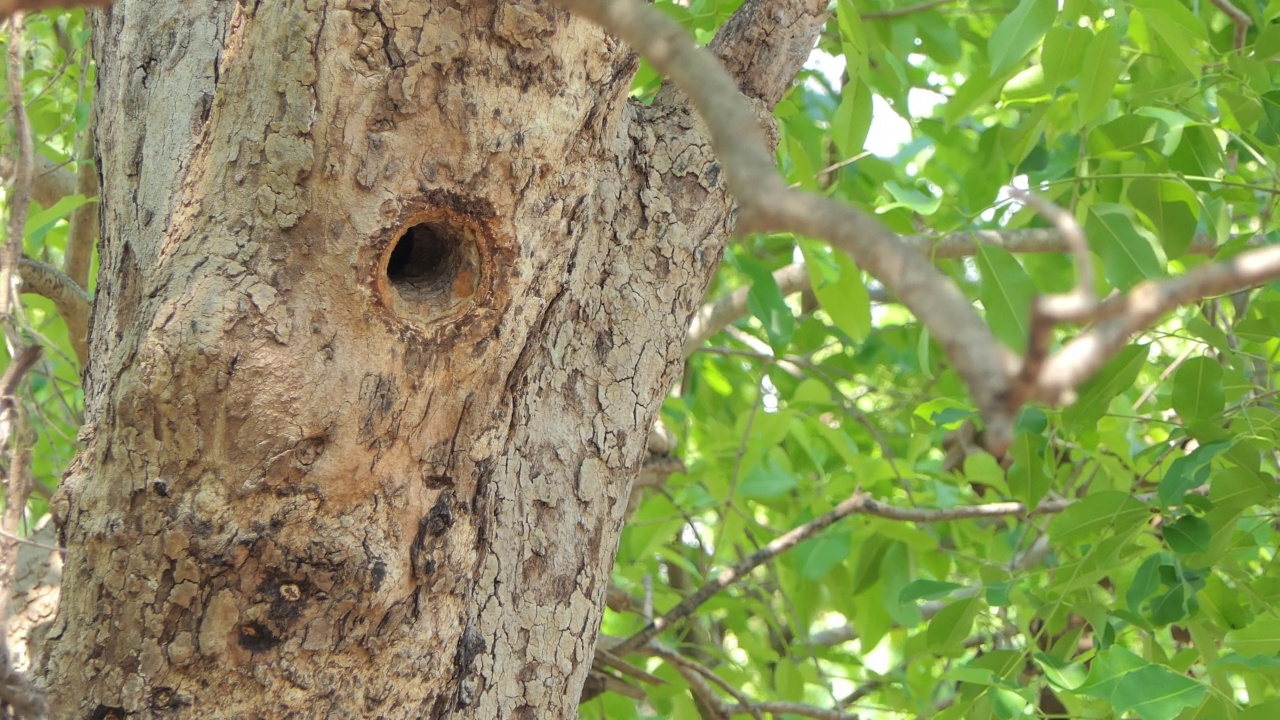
left=703, top=0, right=829, bottom=110
left=862, top=0, right=959, bottom=19
left=685, top=263, right=811, bottom=356
left=17, top=257, right=91, bottom=365
left=554, top=0, right=1018, bottom=453
left=1209, top=0, right=1251, bottom=52
left=0, top=155, right=74, bottom=211
left=683, top=229, right=1217, bottom=357
left=1034, top=244, right=1280, bottom=403
left=65, top=128, right=97, bottom=291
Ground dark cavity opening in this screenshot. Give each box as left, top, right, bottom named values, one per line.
left=387, top=221, right=461, bottom=301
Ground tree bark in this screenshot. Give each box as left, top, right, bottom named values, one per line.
left=39, top=1, right=743, bottom=717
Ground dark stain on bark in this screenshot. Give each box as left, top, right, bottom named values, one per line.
left=90, top=704, right=127, bottom=720
left=238, top=621, right=282, bottom=652
left=425, top=490, right=455, bottom=536
left=452, top=625, right=486, bottom=707
left=410, top=491, right=454, bottom=581
left=424, top=473, right=453, bottom=489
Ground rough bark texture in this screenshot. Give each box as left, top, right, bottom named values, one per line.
left=38, top=1, right=743, bottom=718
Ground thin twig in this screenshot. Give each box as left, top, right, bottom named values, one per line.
left=1209, top=0, right=1251, bottom=52
left=609, top=489, right=1080, bottom=655
left=862, top=0, right=959, bottom=20
left=645, top=644, right=762, bottom=718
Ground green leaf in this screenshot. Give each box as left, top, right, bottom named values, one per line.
left=803, top=247, right=871, bottom=341
left=1078, top=647, right=1206, bottom=720
left=835, top=0, right=870, bottom=82
left=1163, top=515, right=1211, bottom=555
left=795, top=528, right=852, bottom=581
left=899, top=578, right=964, bottom=603
left=1050, top=491, right=1150, bottom=545
left=1006, top=431, right=1049, bottom=508
left=1089, top=115, right=1159, bottom=160
left=944, top=62, right=1013, bottom=125
left=1063, top=344, right=1148, bottom=430
left=1158, top=441, right=1230, bottom=508
left=1041, top=25, right=1091, bottom=88
left=1171, top=357, right=1225, bottom=426
left=926, top=598, right=980, bottom=654
left=1127, top=179, right=1199, bottom=258
left=733, top=255, right=795, bottom=353
left=882, top=181, right=941, bottom=215
left=1130, top=0, right=1207, bottom=80
left=987, top=0, right=1057, bottom=76
left=24, top=193, right=91, bottom=244
left=831, top=79, right=873, bottom=159
left=1077, top=28, right=1122, bottom=125
left=1167, top=125, right=1223, bottom=181
left=1084, top=204, right=1165, bottom=291
left=1224, top=619, right=1280, bottom=656
left=738, top=449, right=797, bottom=499
left=976, top=245, right=1035, bottom=351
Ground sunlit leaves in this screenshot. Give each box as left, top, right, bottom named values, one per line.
left=976, top=245, right=1034, bottom=351
left=1084, top=204, right=1164, bottom=291
left=1127, top=179, right=1199, bottom=258
left=988, top=0, right=1057, bottom=77
left=1077, top=27, right=1123, bottom=125
left=606, top=0, right=1280, bottom=717
left=1078, top=647, right=1206, bottom=720
left=1050, top=491, right=1150, bottom=545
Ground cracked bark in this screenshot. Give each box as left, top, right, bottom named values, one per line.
left=35, top=1, right=821, bottom=718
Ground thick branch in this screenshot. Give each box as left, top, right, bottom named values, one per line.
left=1035, top=244, right=1280, bottom=402
left=17, top=257, right=91, bottom=365
left=65, top=129, right=97, bottom=291
left=0, top=155, right=74, bottom=211
left=555, top=0, right=1017, bottom=452
left=705, top=0, right=829, bottom=109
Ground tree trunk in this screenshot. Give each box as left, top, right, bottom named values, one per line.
left=40, top=1, right=739, bottom=717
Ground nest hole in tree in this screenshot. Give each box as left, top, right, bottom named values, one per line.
left=385, top=218, right=477, bottom=305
